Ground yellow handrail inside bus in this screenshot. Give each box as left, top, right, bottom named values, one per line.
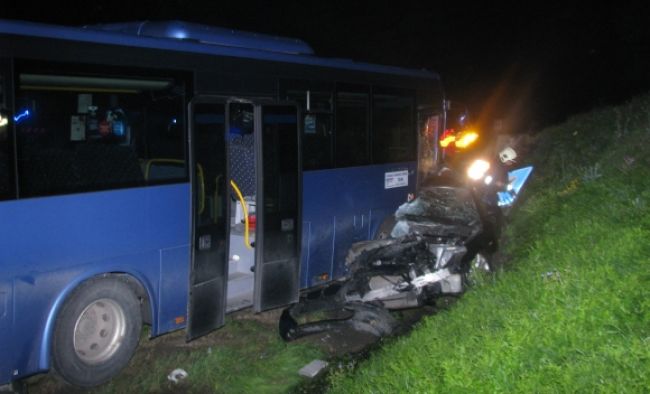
left=230, top=180, right=253, bottom=250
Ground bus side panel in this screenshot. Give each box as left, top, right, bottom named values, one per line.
left=0, top=184, right=189, bottom=382
left=0, top=279, right=12, bottom=381
left=301, top=162, right=416, bottom=288
left=146, top=184, right=191, bottom=336
left=158, top=245, right=191, bottom=333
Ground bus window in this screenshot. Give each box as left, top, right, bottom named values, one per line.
left=0, top=60, right=14, bottom=200
left=302, top=113, right=333, bottom=170
left=194, top=104, right=227, bottom=224
left=372, top=89, right=415, bottom=163
left=14, top=64, right=186, bottom=198
left=261, top=105, right=299, bottom=262
left=335, top=88, right=369, bottom=167
left=284, top=88, right=333, bottom=170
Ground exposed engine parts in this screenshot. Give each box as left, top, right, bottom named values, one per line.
left=280, top=185, right=490, bottom=341
left=279, top=164, right=531, bottom=341
left=339, top=236, right=467, bottom=310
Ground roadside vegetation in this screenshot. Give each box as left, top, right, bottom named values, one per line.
left=327, top=94, right=650, bottom=393
left=30, top=314, right=324, bottom=394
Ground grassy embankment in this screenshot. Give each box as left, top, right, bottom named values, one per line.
left=328, top=94, right=650, bottom=393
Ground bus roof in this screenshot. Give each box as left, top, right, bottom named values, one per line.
left=0, top=19, right=440, bottom=80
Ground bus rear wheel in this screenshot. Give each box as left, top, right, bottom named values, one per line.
left=52, top=277, right=142, bottom=387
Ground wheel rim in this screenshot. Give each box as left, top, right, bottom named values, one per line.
left=73, top=298, right=127, bottom=365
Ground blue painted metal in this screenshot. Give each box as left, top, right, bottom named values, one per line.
left=0, top=19, right=439, bottom=80
left=0, top=184, right=190, bottom=382
left=90, top=20, right=315, bottom=55
left=301, top=162, right=417, bottom=288
left=0, top=152, right=419, bottom=383
left=0, top=159, right=420, bottom=382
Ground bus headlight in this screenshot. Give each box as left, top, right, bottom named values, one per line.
left=467, top=159, right=490, bottom=180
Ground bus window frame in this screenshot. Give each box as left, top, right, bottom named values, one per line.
left=12, top=59, right=192, bottom=198
left=0, top=57, right=16, bottom=200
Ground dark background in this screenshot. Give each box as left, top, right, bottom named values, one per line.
left=3, top=1, right=650, bottom=134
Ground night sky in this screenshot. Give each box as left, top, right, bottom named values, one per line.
left=3, top=1, right=650, bottom=133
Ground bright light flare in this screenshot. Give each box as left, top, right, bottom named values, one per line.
left=467, top=159, right=490, bottom=180
left=439, top=129, right=480, bottom=149
left=439, top=129, right=456, bottom=148
left=454, top=131, right=479, bottom=148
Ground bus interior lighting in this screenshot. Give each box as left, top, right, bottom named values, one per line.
left=19, top=74, right=173, bottom=92
left=13, top=109, right=30, bottom=123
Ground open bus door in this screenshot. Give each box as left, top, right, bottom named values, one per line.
left=187, top=98, right=230, bottom=340
left=187, top=99, right=301, bottom=338
left=254, top=103, right=301, bottom=312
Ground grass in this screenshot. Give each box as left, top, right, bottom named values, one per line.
left=327, top=93, right=650, bottom=393
left=86, top=317, right=323, bottom=394
left=167, top=320, right=316, bottom=394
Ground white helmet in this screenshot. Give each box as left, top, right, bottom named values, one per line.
left=499, top=147, right=517, bottom=163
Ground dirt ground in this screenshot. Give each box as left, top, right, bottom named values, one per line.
left=20, top=302, right=441, bottom=394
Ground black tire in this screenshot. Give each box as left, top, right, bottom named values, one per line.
left=51, top=277, right=142, bottom=387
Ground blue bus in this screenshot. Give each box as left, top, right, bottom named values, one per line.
left=0, top=19, right=445, bottom=387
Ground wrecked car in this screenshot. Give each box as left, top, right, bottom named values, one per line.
left=281, top=164, right=533, bottom=341
left=340, top=186, right=481, bottom=308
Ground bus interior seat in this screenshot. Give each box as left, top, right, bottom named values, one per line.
left=143, top=158, right=186, bottom=181
left=19, top=143, right=144, bottom=196
left=75, top=143, right=144, bottom=189
left=19, top=148, right=78, bottom=195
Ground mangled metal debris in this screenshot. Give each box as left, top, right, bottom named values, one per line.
left=341, top=186, right=487, bottom=309
left=280, top=300, right=397, bottom=341
left=281, top=185, right=489, bottom=341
